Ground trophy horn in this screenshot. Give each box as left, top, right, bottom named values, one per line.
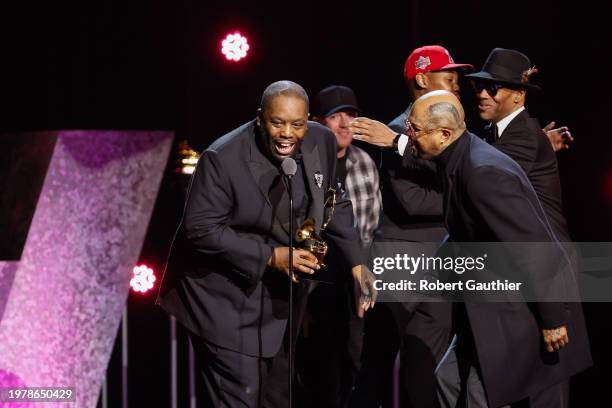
left=295, top=217, right=317, bottom=242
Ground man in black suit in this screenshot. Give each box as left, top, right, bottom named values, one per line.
left=466, top=48, right=570, bottom=242
left=157, top=80, right=376, bottom=408
left=348, top=45, right=473, bottom=408
left=407, top=90, right=591, bottom=407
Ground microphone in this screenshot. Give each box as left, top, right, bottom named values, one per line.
left=281, top=157, right=297, bottom=179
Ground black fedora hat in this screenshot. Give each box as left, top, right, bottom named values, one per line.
left=466, top=48, right=541, bottom=91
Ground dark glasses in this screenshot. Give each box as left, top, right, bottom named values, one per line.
left=471, top=81, right=504, bottom=98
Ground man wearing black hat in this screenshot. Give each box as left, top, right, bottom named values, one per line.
left=405, top=89, right=589, bottom=408
left=353, top=47, right=586, bottom=408
left=432, top=48, right=592, bottom=407
left=466, top=48, right=575, bottom=244
left=312, top=85, right=382, bottom=248
left=296, top=85, right=382, bottom=407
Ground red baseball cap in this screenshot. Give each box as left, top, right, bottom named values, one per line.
left=404, top=45, right=473, bottom=80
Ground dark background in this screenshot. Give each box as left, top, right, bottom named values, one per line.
left=1, top=1, right=610, bottom=406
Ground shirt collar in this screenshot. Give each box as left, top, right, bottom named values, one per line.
left=495, top=106, right=525, bottom=138
left=433, top=130, right=469, bottom=177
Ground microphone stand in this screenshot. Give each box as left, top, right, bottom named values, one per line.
left=281, top=156, right=297, bottom=408
left=287, top=173, right=294, bottom=408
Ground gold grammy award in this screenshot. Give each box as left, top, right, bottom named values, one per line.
left=294, top=187, right=337, bottom=267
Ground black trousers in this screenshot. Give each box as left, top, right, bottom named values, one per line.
left=187, top=281, right=315, bottom=408
left=348, top=302, right=452, bottom=408
left=347, top=303, right=399, bottom=408
left=189, top=333, right=291, bottom=408
left=436, top=328, right=570, bottom=408
left=295, top=278, right=364, bottom=408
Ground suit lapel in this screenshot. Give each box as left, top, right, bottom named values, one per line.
left=247, top=134, right=299, bottom=234
left=494, top=109, right=528, bottom=143
left=302, top=143, right=324, bottom=232
left=247, top=139, right=276, bottom=210
left=246, top=129, right=295, bottom=236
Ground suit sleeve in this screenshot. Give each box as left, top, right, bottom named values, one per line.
left=494, top=131, right=537, bottom=175
left=324, top=196, right=364, bottom=268
left=467, top=166, right=567, bottom=328
left=182, top=150, right=273, bottom=286
left=390, top=165, right=444, bottom=217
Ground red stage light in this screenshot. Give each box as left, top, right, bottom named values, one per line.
left=130, top=264, right=156, bottom=293
left=221, top=32, right=250, bottom=62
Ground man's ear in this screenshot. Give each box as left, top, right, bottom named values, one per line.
left=256, top=108, right=262, bottom=127
left=415, top=73, right=428, bottom=89
left=514, top=89, right=526, bottom=104
left=440, top=128, right=453, bottom=145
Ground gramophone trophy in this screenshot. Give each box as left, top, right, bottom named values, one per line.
left=294, top=187, right=337, bottom=268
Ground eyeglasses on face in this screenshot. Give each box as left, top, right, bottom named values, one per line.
left=405, top=120, right=439, bottom=139
left=471, top=80, right=504, bottom=98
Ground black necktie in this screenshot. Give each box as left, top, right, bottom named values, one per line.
left=484, top=123, right=499, bottom=144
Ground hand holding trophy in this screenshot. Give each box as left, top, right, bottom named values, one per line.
left=294, top=187, right=336, bottom=269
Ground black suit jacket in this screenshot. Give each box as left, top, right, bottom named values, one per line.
left=377, top=107, right=446, bottom=242
left=494, top=109, right=570, bottom=241
left=437, top=131, right=592, bottom=407
left=157, top=120, right=362, bottom=357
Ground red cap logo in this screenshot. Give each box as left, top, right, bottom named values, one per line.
left=404, top=45, right=473, bottom=80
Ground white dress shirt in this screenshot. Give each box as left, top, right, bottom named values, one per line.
left=495, top=106, right=525, bottom=138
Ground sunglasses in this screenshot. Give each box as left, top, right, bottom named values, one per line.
left=471, top=81, right=504, bottom=98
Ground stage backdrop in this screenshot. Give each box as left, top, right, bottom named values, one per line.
left=0, top=130, right=173, bottom=407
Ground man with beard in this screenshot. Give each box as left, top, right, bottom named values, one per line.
left=349, top=45, right=575, bottom=408
left=157, top=80, right=376, bottom=408
left=405, top=90, right=591, bottom=408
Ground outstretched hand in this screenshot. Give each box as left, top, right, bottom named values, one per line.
left=543, top=121, right=573, bottom=152
left=350, top=117, right=397, bottom=148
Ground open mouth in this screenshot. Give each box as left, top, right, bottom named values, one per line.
left=274, top=140, right=296, bottom=156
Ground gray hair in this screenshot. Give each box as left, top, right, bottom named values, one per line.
left=426, top=102, right=462, bottom=129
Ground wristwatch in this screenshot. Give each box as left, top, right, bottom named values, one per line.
left=392, top=133, right=402, bottom=152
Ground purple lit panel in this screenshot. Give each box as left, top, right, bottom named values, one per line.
left=0, top=131, right=173, bottom=407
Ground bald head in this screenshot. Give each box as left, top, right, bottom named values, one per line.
left=407, top=90, right=466, bottom=159
left=412, top=90, right=465, bottom=129
left=260, top=80, right=309, bottom=113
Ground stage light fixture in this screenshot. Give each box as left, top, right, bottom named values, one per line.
left=221, top=32, right=250, bottom=62
left=175, top=140, right=200, bottom=175
left=130, top=264, right=156, bottom=293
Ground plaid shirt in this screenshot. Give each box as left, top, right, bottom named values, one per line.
left=343, top=145, right=382, bottom=246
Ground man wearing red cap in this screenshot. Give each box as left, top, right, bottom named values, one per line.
left=348, top=45, right=573, bottom=408
left=348, top=45, right=473, bottom=408
left=352, top=45, right=586, bottom=408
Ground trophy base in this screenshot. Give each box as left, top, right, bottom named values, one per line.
left=299, top=264, right=335, bottom=284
